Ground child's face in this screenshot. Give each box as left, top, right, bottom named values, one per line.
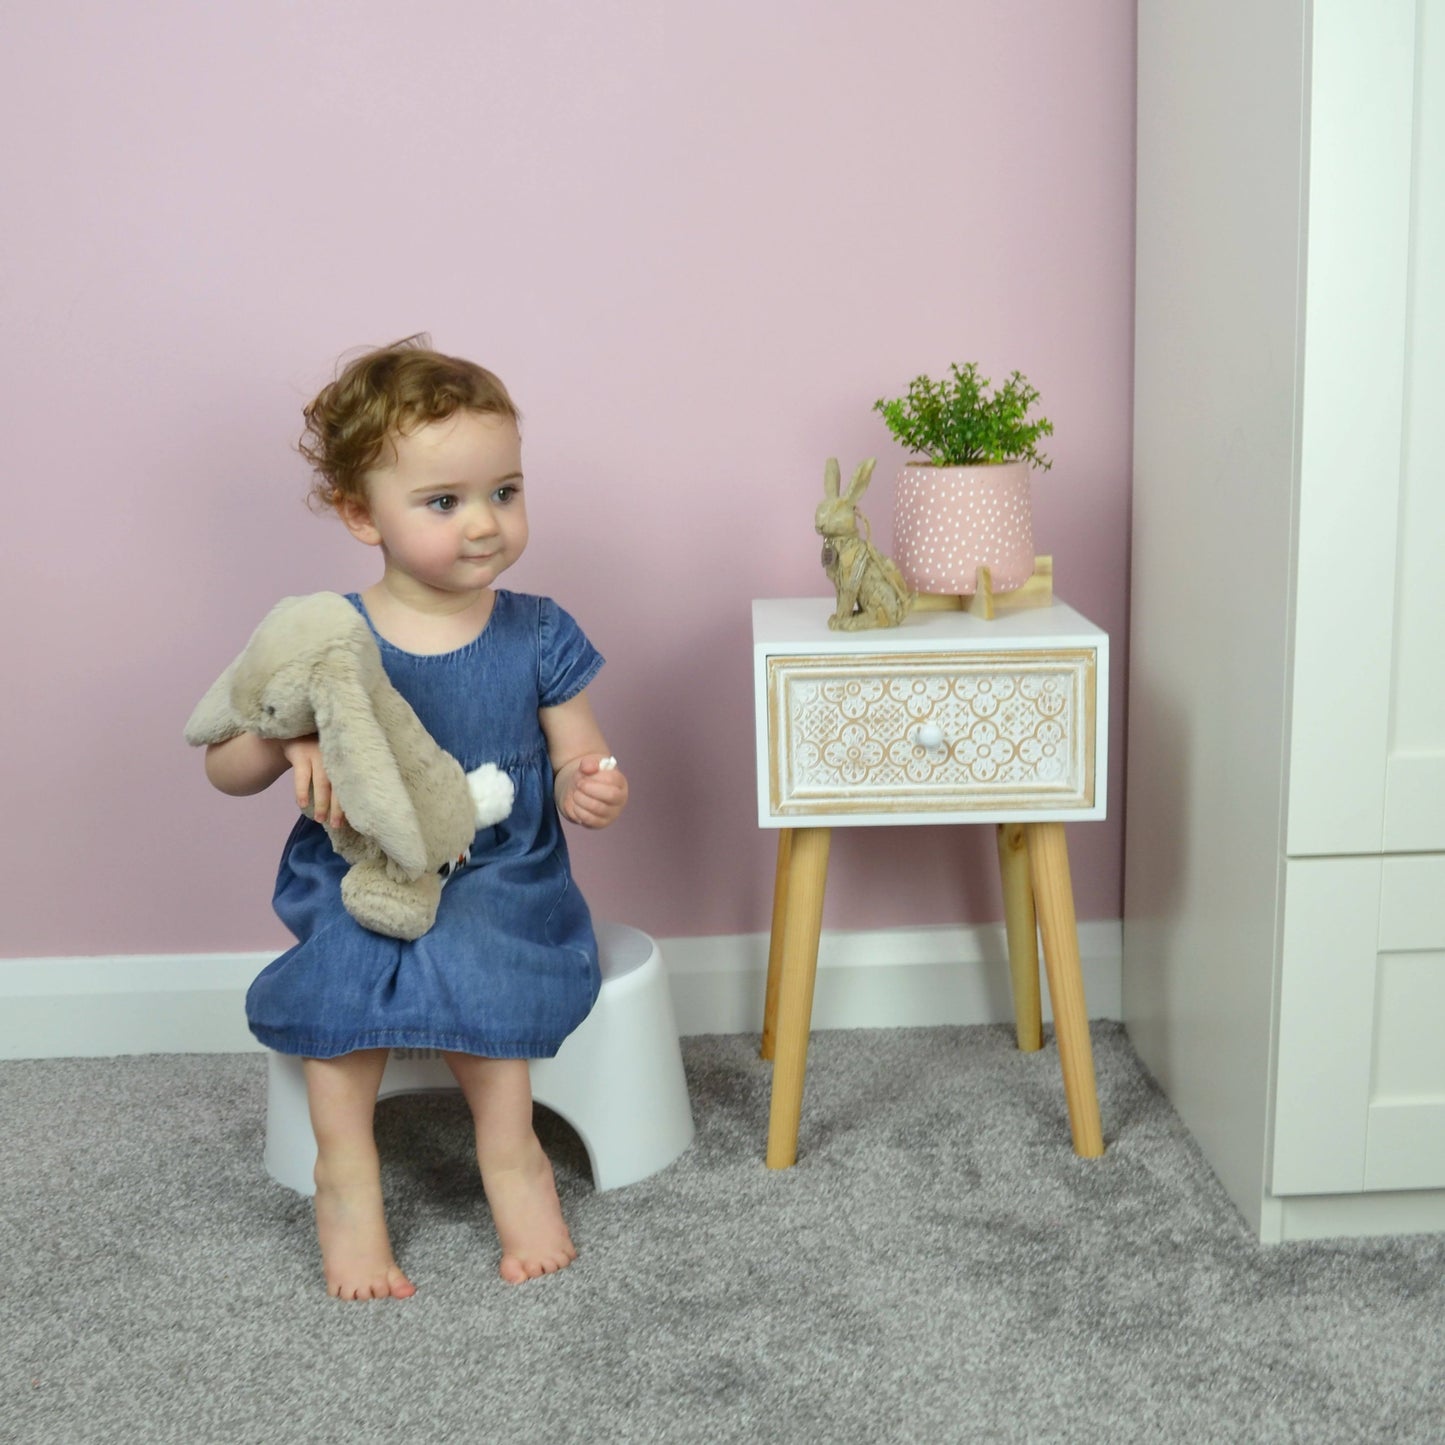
left=342, top=410, right=528, bottom=597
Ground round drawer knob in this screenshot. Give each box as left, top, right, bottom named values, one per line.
left=916, top=722, right=945, bottom=751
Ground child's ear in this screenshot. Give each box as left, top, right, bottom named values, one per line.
left=338, top=494, right=381, bottom=546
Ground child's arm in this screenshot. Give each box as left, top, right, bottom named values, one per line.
left=203, top=733, right=347, bottom=828
left=541, top=691, right=629, bottom=830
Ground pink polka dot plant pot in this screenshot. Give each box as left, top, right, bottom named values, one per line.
left=891, top=460, right=1035, bottom=596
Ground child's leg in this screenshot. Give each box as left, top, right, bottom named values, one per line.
left=303, top=1049, right=416, bottom=1301
left=442, top=1054, right=577, bottom=1284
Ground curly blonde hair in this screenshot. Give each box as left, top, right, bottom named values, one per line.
left=300, top=335, right=520, bottom=512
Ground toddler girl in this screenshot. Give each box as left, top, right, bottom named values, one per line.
left=204, top=338, right=628, bottom=1299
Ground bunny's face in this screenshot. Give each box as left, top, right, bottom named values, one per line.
left=210, top=592, right=377, bottom=741
left=815, top=495, right=856, bottom=539
left=230, top=653, right=323, bottom=739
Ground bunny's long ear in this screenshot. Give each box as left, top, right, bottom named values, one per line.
left=184, top=658, right=245, bottom=746
left=312, top=665, right=429, bottom=878
left=823, top=457, right=841, bottom=499
left=844, top=458, right=877, bottom=502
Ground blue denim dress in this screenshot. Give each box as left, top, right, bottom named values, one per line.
left=246, top=590, right=604, bottom=1060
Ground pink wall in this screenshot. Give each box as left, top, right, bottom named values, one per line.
left=0, top=1, right=1136, bottom=958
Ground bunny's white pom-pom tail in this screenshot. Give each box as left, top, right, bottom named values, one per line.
left=467, top=764, right=515, bottom=828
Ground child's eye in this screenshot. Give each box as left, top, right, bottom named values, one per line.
left=491, top=485, right=519, bottom=506
left=428, top=495, right=459, bottom=512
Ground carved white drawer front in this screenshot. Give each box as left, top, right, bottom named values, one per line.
left=766, top=649, right=1097, bottom=818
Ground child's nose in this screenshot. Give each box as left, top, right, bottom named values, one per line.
left=466, top=503, right=498, bottom=538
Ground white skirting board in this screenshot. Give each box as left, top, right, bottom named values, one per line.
left=0, top=920, right=1122, bottom=1060
left=8, top=924, right=1443, bottom=1240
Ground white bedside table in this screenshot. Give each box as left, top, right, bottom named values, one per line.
left=752, top=597, right=1110, bottom=1167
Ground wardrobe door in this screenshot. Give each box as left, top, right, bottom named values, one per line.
left=1382, top=4, right=1445, bottom=855
left=1362, top=857, right=1445, bottom=1189
left=1284, top=0, right=1416, bottom=860
left=1274, top=856, right=1445, bottom=1195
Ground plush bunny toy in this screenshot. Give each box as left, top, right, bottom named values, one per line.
left=185, top=592, right=514, bottom=941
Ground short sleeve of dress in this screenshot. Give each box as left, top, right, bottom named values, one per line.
left=537, top=596, right=605, bottom=708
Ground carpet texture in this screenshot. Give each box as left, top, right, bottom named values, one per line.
left=4, top=1024, right=1444, bottom=1444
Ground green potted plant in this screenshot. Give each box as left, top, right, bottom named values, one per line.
left=874, top=363, right=1053, bottom=597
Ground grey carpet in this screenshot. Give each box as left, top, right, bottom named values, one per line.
left=3, top=1024, right=1443, bottom=1444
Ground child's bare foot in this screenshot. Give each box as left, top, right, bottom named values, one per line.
left=480, top=1135, right=578, bottom=1284
left=314, top=1172, right=416, bottom=1301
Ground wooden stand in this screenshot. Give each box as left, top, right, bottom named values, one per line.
left=996, top=822, right=1043, bottom=1053
left=760, top=818, right=1104, bottom=1167
left=912, top=555, right=1054, bottom=621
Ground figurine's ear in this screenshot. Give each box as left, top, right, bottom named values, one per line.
left=312, top=666, right=428, bottom=877
left=844, top=458, right=876, bottom=502
left=184, top=658, right=245, bottom=745
left=823, top=458, right=841, bottom=499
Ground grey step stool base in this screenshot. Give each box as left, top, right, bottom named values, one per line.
left=263, top=921, right=695, bottom=1193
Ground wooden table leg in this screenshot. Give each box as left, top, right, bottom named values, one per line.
left=996, top=822, right=1043, bottom=1053
left=765, top=825, right=831, bottom=1169
left=1024, top=821, right=1105, bottom=1158
left=760, top=830, right=793, bottom=1061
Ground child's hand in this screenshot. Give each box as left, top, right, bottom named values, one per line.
left=558, top=755, right=629, bottom=829
left=282, top=735, right=347, bottom=829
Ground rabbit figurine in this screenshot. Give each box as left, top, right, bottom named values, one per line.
left=815, top=458, right=914, bottom=631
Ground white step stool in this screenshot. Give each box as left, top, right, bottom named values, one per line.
left=263, top=921, right=695, bottom=1193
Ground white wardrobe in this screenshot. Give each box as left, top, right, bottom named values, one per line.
left=1126, top=1, right=1445, bottom=1241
